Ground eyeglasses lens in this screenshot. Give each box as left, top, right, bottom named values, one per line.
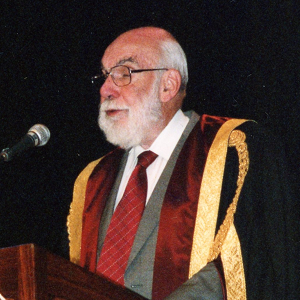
left=91, top=65, right=131, bottom=88
left=111, top=66, right=131, bottom=86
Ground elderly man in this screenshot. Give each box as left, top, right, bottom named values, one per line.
left=68, top=27, right=298, bottom=299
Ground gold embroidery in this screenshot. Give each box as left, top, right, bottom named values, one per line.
left=189, top=121, right=249, bottom=300
left=208, top=129, right=249, bottom=300
left=67, top=158, right=102, bottom=264
left=222, top=225, right=246, bottom=300
left=208, top=130, right=249, bottom=261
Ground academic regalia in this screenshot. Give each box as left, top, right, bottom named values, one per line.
left=68, top=112, right=299, bottom=299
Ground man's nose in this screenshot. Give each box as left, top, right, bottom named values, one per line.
left=100, top=76, right=120, bottom=101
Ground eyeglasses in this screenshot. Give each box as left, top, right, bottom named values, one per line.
left=91, top=65, right=168, bottom=87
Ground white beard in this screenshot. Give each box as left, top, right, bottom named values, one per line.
left=98, top=84, right=163, bottom=149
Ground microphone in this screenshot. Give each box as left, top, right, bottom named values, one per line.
left=0, top=124, right=50, bottom=162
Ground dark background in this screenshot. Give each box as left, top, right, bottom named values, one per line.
left=1, top=0, right=299, bottom=258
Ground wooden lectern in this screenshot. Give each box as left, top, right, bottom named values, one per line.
left=0, top=244, right=147, bottom=300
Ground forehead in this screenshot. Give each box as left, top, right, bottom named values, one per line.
left=101, top=36, right=161, bottom=69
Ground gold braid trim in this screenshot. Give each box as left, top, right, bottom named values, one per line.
left=189, top=119, right=248, bottom=278
left=208, top=130, right=249, bottom=261
left=67, top=158, right=102, bottom=264
left=222, top=226, right=246, bottom=300
left=208, top=129, right=249, bottom=300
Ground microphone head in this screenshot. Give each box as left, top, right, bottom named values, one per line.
left=28, top=124, right=50, bottom=146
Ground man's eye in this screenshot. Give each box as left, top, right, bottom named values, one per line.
left=114, top=72, right=129, bottom=79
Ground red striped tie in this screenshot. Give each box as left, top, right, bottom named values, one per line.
left=96, top=150, right=158, bottom=285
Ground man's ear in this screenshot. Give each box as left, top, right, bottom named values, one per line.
left=159, top=69, right=182, bottom=103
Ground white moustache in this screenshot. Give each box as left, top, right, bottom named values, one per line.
left=100, top=101, right=129, bottom=112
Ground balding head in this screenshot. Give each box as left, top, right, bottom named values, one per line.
left=103, top=27, right=188, bottom=92
left=113, top=27, right=176, bottom=47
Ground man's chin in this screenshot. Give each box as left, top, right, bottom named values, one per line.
left=105, top=133, right=141, bottom=150
left=99, top=123, right=141, bottom=149
left=100, top=113, right=129, bottom=129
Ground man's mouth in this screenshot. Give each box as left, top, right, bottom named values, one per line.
left=105, top=109, right=128, bottom=118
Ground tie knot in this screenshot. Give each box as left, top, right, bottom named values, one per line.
left=137, top=151, right=158, bottom=169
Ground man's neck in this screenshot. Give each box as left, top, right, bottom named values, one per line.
left=140, top=111, right=179, bottom=149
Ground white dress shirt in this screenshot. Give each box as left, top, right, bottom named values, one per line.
left=114, top=109, right=189, bottom=209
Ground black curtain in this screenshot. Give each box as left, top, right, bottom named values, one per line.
left=1, top=0, right=299, bottom=257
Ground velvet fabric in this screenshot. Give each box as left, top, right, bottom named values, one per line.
left=80, top=147, right=125, bottom=271
left=152, top=114, right=229, bottom=300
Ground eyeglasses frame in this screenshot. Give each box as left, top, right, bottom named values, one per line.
left=91, top=65, right=169, bottom=87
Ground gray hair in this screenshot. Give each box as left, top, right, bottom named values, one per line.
left=158, top=39, right=189, bottom=91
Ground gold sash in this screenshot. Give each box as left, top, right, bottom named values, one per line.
left=189, top=119, right=249, bottom=300
left=68, top=158, right=102, bottom=264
